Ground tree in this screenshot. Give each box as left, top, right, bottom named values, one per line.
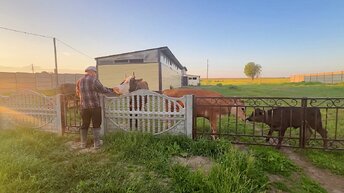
left=244, top=62, right=262, bottom=80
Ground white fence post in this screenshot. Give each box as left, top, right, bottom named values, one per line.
left=56, top=94, right=63, bottom=135
left=100, top=95, right=106, bottom=137
left=185, top=95, right=194, bottom=138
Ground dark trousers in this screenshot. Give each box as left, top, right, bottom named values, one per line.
left=80, top=107, right=102, bottom=131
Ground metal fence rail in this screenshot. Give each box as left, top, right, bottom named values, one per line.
left=193, top=96, right=344, bottom=150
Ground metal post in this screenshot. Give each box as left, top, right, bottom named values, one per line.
left=332, top=72, right=334, bottom=84
left=15, top=72, right=18, bottom=91
left=300, top=98, right=308, bottom=148
left=192, top=95, right=196, bottom=139
left=206, top=59, right=209, bottom=81
left=53, top=37, right=58, bottom=88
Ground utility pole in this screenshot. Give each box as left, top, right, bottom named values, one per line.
left=53, top=37, right=58, bottom=88
left=32, top=64, right=37, bottom=90
left=206, top=59, right=209, bottom=81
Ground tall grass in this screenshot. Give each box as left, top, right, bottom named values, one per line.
left=0, top=128, right=270, bottom=193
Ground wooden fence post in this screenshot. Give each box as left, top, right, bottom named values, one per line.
left=185, top=95, right=193, bottom=138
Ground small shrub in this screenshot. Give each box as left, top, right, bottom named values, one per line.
left=227, top=84, right=238, bottom=90
left=216, top=83, right=223, bottom=87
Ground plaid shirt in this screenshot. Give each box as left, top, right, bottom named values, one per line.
left=76, top=74, right=112, bottom=109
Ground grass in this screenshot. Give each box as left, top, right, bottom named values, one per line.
left=201, top=81, right=344, bottom=97
left=201, top=77, right=289, bottom=85
left=0, top=128, right=327, bottom=193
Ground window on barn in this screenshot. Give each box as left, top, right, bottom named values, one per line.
left=193, top=77, right=197, bottom=80
left=129, top=59, right=144, bottom=63
left=114, top=59, right=129, bottom=63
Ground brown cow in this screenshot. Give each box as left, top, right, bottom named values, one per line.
left=246, top=107, right=328, bottom=149
left=125, top=75, right=149, bottom=128
left=162, top=88, right=246, bottom=138
left=58, top=83, right=78, bottom=109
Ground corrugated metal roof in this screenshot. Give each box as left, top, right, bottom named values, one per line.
left=95, top=46, right=185, bottom=70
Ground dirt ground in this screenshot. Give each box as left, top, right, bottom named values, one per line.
left=281, top=148, right=344, bottom=193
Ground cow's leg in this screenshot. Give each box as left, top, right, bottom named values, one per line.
left=209, top=115, right=218, bottom=140
left=305, top=124, right=313, bottom=143
left=310, top=121, right=328, bottom=149
left=316, top=126, right=328, bottom=149
left=276, top=127, right=287, bottom=149
left=266, top=127, right=274, bottom=142
left=266, top=127, right=279, bottom=144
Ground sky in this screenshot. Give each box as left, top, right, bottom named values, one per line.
left=0, top=0, right=343, bottom=77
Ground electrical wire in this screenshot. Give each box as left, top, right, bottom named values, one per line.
left=56, top=38, right=94, bottom=60
left=0, top=26, right=94, bottom=60
left=0, top=26, right=53, bottom=39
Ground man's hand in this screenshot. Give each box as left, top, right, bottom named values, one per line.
left=113, top=87, right=121, bottom=95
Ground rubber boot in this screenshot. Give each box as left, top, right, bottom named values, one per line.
left=80, top=128, right=88, bottom=148
left=93, top=128, right=102, bottom=149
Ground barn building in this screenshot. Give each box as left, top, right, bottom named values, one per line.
left=95, top=47, right=188, bottom=91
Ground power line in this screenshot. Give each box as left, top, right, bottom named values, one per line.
left=56, top=38, right=94, bottom=60
left=0, top=26, right=94, bottom=60
left=0, top=26, right=53, bottom=39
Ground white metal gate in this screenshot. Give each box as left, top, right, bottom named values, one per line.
left=102, top=89, right=193, bottom=137
left=0, top=90, right=63, bottom=134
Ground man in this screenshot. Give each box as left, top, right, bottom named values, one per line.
left=76, top=66, right=113, bottom=149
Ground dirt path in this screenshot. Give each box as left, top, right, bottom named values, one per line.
left=281, top=148, right=344, bottom=193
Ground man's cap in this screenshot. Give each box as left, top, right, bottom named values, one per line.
left=85, top=66, right=97, bottom=72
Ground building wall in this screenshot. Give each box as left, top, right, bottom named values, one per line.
left=97, top=63, right=160, bottom=91
left=161, top=64, right=182, bottom=90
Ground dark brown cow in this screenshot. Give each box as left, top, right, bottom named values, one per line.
left=162, top=88, right=246, bottom=138
left=126, top=76, right=149, bottom=128
left=58, top=83, right=78, bottom=108
left=246, top=107, right=328, bottom=149
left=58, top=83, right=76, bottom=94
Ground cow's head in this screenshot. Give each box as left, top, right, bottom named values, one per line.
left=113, top=75, right=132, bottom=95
left=228, top=99, right=246, bottom=121
left=128, top=76, right=143, bottom=93
left=246, top=108, right=265, bottom=122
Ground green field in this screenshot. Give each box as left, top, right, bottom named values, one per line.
left=201, top=81, right=344, bottom=97
left=201, top=77, right=290, bottom=85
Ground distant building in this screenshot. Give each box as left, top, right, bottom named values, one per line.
left=184, top=74, right=200, bottom=86
left=95, top=47, right=189, bottom=91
